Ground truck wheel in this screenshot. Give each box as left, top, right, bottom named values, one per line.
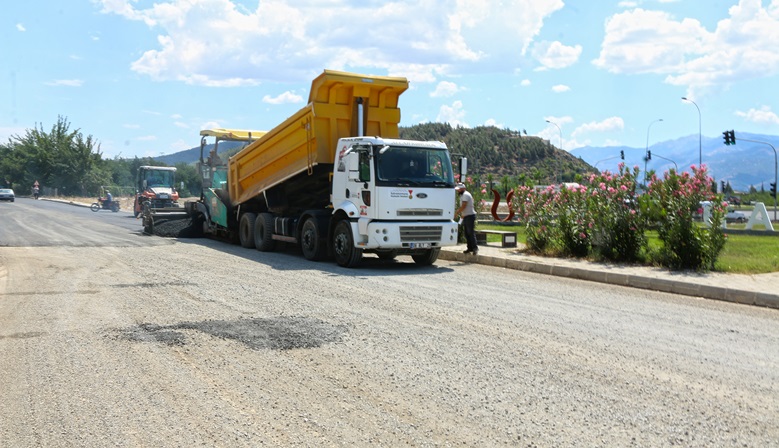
left=254, top=212, right=276, bottom=252
left=332, top=220, right=362, bottom=268
left=239, top=213, right=257, bottom=248
left=300, top=217, right=327, bottom=261
left=412, top=248, right=440, bottom=266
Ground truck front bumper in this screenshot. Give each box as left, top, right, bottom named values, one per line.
left=355, top=220, right=459, bottom=250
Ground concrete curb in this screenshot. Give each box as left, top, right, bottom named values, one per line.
left=438, top=249, right=779, bottom=310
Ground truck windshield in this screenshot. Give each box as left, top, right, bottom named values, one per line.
left=374, top=146, right=455, bottom=187
left=145, top=170, right=175, bottom=187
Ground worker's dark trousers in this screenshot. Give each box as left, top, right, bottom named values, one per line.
left=463, top=214, right=478, bottom=252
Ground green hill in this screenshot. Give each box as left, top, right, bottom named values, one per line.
left=399, top=123, right=595, bottom=184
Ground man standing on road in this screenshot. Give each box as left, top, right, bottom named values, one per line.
left=455, top=183, right=478, bottom=255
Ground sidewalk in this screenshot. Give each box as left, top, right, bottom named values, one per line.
left=439, top=243, right=779, bottom=310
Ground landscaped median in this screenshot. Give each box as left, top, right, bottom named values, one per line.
left=474, top=223, right=779, bottom=275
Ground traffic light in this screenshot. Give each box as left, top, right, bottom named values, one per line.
left=722, top=130, right=736, bottom=145
left=620, top=150, right=624, bottom=160
left=771, top=182, right=777, bottom=198
left=647, top=150, right=651, bottom=160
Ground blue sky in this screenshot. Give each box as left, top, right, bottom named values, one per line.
left=2, top=0, right=779, bottom=160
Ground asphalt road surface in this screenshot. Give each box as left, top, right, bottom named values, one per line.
left=2, top=198, right=779, bottom=447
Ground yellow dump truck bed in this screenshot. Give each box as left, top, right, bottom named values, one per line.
left=228, top=70, right=409, bottom=206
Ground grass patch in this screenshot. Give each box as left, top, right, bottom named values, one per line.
left=476, top=221, right=779, bottom=274
left=715, top=233, right=779, bottom=274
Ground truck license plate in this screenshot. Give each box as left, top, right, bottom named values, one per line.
left=410, top=242, right=431, bottom=249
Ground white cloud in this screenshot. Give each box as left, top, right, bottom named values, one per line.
left=94, top=0, right=564, bottom=86
left=262, top=91, right=304, bottom=105
left=571, top=117, right=625, bottom=137
left=520, top=79, right=531, bottom=86
left=44, top=79, right=84, bottom=87
left=430, top=81, right=462, bottom=98
left=594, top=1, right=779, bottom=96
left=174, top=121, right=189, bottom=128
left=552, top=84, right=570, bottom=93
left=532, top=40, right=582, bottom=70
left=138, top=135, right=157, bottom=141
left=735, top=106, right=779, bottom=125
left=436, top=100, right=468, bottom=127
left=16, top=23, right=26, bottom=32
left=484, top=118, right=504, bottom=128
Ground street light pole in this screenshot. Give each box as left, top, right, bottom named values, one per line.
left=645, top=118, right=663, bottom=184
left=682, top=97, right=702, bottom=167
left=546, top=119, right=563, bottom=184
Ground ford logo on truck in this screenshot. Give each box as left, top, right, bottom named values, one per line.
left=416, top=193, right=428, bottom=199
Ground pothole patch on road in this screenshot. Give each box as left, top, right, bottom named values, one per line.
left=112, top=316, right=347, bottom=350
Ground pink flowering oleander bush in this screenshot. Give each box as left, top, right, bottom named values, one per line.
left=588, top=164, right=646, bottom=262
left=512, top=163, right=727, bottom=271
left=645, top=165, right=727, bottom=271
left=514, top=185, right=557, bottom=253
left=513, top=182, right=592, bottom=256
left=556, top=183, right=591, bottom=257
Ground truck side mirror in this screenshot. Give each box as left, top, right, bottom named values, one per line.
left=347, top=153, right=361, bottom=181
left=460, top=157, right=468, bottom=176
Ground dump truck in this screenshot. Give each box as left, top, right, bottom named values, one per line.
left=134, top=165, right=188, bottom=231
left=186, top=70, right=462, bottom=267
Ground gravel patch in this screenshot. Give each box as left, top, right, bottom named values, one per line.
left=113, top=317, right=348, bottom=350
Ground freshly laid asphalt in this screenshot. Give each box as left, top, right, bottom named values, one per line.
left=439, top=242, right=779, bottom=310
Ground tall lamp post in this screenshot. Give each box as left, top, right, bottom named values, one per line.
left=682, top=97, right=702, bottom=167
left=645, top=118, right=663, bottom=184
left=546, top=119, right=562, bottom=183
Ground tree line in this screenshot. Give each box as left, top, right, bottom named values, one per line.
left=0, top=116, right=201, bottom=198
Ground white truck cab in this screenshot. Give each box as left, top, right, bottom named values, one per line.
left=332, top=136, right=460, bottom=254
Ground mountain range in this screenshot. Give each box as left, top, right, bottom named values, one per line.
left=571, top=132, right=779, bottom=192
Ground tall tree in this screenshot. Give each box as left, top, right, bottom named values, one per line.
left=3, top=116, right=108, bottom=195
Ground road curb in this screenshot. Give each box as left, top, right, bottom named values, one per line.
left=438, top=249, right=779, bottom=310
